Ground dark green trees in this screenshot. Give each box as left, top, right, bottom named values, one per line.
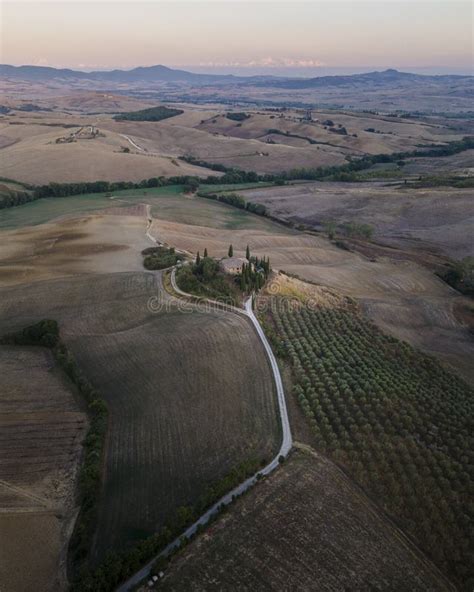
left=239, top=256, right=271, bottom=293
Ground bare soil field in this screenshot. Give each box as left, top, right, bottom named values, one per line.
left=0, top=113, right=215, bottom=183
left=0, top=345, right=87, bottom=591
left=158, top=447, right=450, bottom=592
left=241, top=182, right=474, bottom=259
left=0, top=212, right=149, bottom=286
left=197, top=109, right=459, bottom=154
left=401, top=149, right=474, bottom=176
left=0, top=512, right=63, bottom=592
left=102, top=117, right=347, bottom=175
left=0, top=271, right=280, bottom=564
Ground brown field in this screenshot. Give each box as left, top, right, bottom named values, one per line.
left=0, top=113, right=217, bottom=184
left=240, top=182, right=474, bottom=260
left=157, top=447, right=451, bottom=592
left=0, top=212, right=149, bottom=285
left=0, top=94, right=468, bottom=182
left=0, top=270, right=280, bottom=563
left=144, top=198, right=474, bottom=384
left=0, top=513, right=63, bottom=592
left=0, top=345, right=87, bottom=591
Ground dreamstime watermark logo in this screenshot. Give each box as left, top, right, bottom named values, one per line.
left=146, top=275, right=321, bottom=316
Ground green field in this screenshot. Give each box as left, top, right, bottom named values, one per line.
left=148, top=195, right=286, bottom=231
left=0, top=185, right=183, bottom=230
left=0, top=183, right=288, bottom=234
left=269, top=300, right=473, bottom=589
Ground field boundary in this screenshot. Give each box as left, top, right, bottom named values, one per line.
left=115, top=269, right=292, bottom=592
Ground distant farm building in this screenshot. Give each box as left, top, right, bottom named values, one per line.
left=219, top=257, right=248, bottom=275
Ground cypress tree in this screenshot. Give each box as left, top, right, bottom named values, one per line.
left=228, top=244, right=233, bottom=257
left=196, top=251, right=201, bottom=265
left=240, top=264, right=247, bottom=291
left=246, top=244, right=250, bottom=260
left=204, top=247, right=208, bottom=258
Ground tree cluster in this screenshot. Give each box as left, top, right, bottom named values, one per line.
left=114, top=106, right=183, bottom=122
left=142, top=246, right=183, bottom=270
left=0, top=187, right=35, bottom=209
left=226, top=112, right=250, bottom=121
left=199, top=191, right=268, bottom=217
left=240, top=256, right=271, bottom=293
left=441, top=257, right=474, bottom=296
left=177, top=254, right=240, bottom=304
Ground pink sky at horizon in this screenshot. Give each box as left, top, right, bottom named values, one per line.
left=1, top=1, right=472, bottom=73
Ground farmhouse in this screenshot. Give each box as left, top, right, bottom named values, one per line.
left=219, top=257, right=248, bottom=275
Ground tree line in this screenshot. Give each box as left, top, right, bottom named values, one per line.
left=183, top=135, right=474, bottom=184
left=198, top=191, right=268, bottom=217
left=1, top=135, right=472, bottom=211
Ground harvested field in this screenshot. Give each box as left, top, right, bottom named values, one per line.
left=0, top=114, right=216, bottom=184
left=1, top=99, right=465, bottom=184
left=158, top=447, right=450, bottom=592
left=103, top=117, right=347, bottom=174
left=0, top=345, right=87, bottom=591
left=0, top=213, right=149, bottom=285
left=0, top=512, right=63, bottom=592
left=0, top=271, right=280, bottom=564
left=240, top=181, right=474, bottom=259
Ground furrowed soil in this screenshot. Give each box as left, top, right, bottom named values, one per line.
left=0, top=345, right=88, bottom=591
left=240, top=182, right=474, bottom=260
left=0, top=271, right=280, bottom=563
left=157, top=447, right=451, bottom=592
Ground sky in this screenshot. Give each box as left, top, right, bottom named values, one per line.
left=1, top=1, right=472, bottom=75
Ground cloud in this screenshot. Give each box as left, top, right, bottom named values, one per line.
left=34, top=57, right=50, bottom=66
left=199, top=57, right=325, bottom=68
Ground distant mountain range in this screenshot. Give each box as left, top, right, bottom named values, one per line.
left=0, top=63, right=252, bottom=84
left=0, top=64, right=472, bottom=87
left=257, top=68, right=473, bottom=89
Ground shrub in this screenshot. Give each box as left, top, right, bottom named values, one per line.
left=142, top=247, right=183, bottom=270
